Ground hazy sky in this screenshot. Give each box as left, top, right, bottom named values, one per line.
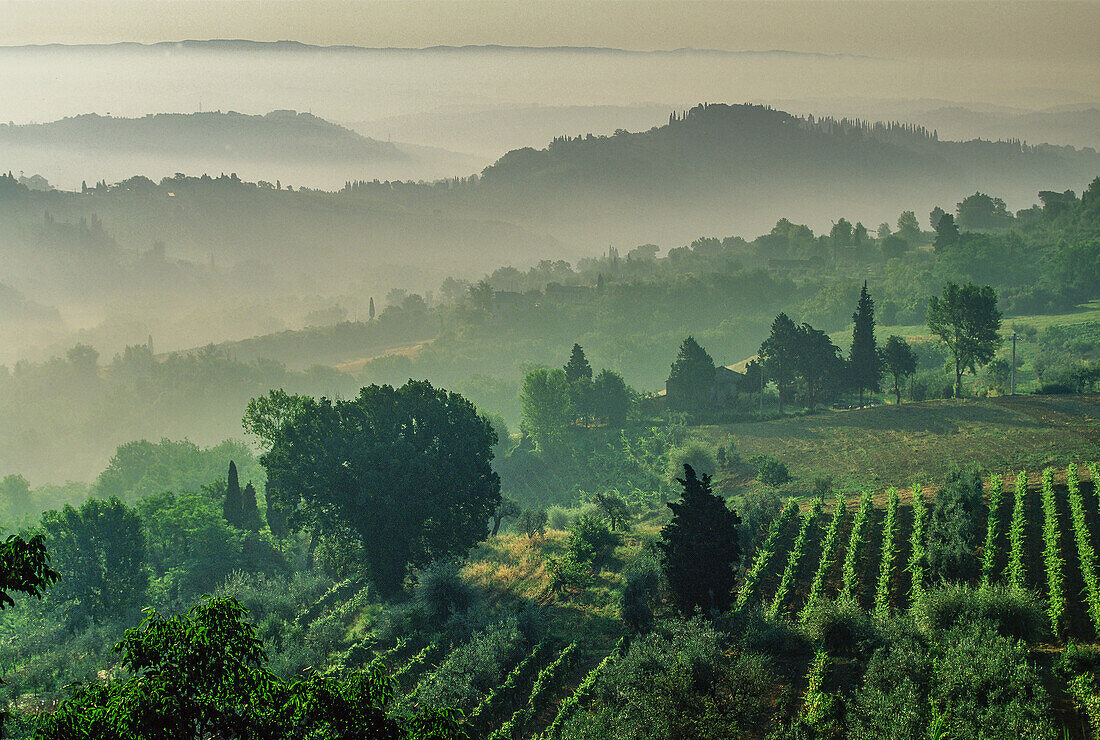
left=1, top=1, right=1097, bottom=64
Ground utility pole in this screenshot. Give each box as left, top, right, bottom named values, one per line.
left=1010, top=330, right=1017, bottom=395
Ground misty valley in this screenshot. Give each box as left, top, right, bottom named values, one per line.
left=1, top=21, right=1100, bottom=740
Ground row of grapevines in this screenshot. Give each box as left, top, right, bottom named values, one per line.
left=1066, top=464, right=1100, bottom=633
left=907, top=483, right=927, bottom=603
left=393, top=638, right=443, bottom=685
left=873, top=488, right=900, bottom=618
left=799, top=492, right=847, bottom=624
left=466, top=641, right=552, bottom=730
left=767, top=500, right=823, bottom=619
left=980, top=474, right=1005, bottom=585
left=489, top=642, right=576, bottom=740
left=735, top=500, right=799, bottom=610
left=839, top=489, right=874, bottom=601
left=1066, top=671, right=1100, bottom=736
left=1090, top=462, right=1100, bottom=507
left=542, top=638, right=625, bottom=739
left=799, top=650, right=833, bottom=727
left=1040, top=467, right=1066, bottom=636
left=1006, top=471, right=1028, bottom=590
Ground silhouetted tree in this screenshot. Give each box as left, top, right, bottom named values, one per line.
left=240, top=482, right=262, bottom=532
left=759, top=314, right=800, bottom=413
left=849, top=282, right=882, bottom=407
left=658, top=464, right=741, bottom=614
left=795, top=324, right=844, bottom=412
left=223, top=461, right=242, bottom=528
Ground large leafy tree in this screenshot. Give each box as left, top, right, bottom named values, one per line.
left=927, top=282, right=1003, bottom=398
left=259, top=380, right=500, bottom=595
left=667, top=336, right=715, bottom=411
left=519, top=368, right=573, bottom=452
left=40, top=496, right=147, bottom=625
left=759, top=313, right=800, bottom=413
left=658, top=464, right=741, bottom=614
left=0, top=474, right=32, bottom=520
left=849, top=281, right=882, bottom=407
left=35, top=596, right=463, bottom=740
left=881, top=335, right=918, bottom=404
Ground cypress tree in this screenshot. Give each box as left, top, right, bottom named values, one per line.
left=657, top=464, right=741, bottom=614
left=368, top=297, right=375, bottom=320
left=563, top=343, right=593, bottom=383
left=849, top=281, right=882, bottom=408
left=240, top=482, right=262, bottom=532
left=667, top=336, right=716, bottom=411
left=223, top=461, right=243, bottom=528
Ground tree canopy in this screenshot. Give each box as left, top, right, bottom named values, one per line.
left=258, top=380, right=500, bottom=595
left=927, top=282, right=1003, bottom=397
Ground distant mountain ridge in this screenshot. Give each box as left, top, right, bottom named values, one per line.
left=0, top=110, right=404, bottom=163
left=0, top=39, right=874, bottom=59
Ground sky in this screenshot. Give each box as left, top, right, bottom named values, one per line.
left=1, top=0, right=1097, bottom=65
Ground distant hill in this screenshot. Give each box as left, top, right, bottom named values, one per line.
left=450, top=102, right=1100, bottom=243
left=0, top=110, right=404, bottom=163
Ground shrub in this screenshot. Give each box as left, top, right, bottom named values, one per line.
left=519, top=509, right=548, bottom=538
left=546, top=505, right=573, bottom=531
left=620, top=557, right=661, bottom=633
left=415, top=562, right=477, bottom=626
left=925, top=467, right=984, bottom=583
left=568, top=514, right=620, bottom=569
left=800, top=596, right=875, bottom=657
left=737, top=489, right=783, bottom=556
left=911, top=583, right=1046, bottom=643
left=753, top=455, right=791, bottom=486
left=665, top=440, right=717, bottom=485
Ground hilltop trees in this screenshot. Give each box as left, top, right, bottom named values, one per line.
left=257, top=380, right=500, bottom=596
left=927, top=282, right=1003, bottom=397
left=849, top=281, right=882, bottom=407
left=658, top=464, right=741, bottom=614
left=881, top=335, right=918, bottom=404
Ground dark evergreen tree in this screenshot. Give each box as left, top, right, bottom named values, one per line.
left=849, top=281, right=882, bottom=407
left=223, top=461, right=242, bottom=528
left=657, top=464, right=741, bottom=614
left=240, top=482, right=262, bottom=532
left=759, top=313, right=800, bottom=413
left=368, top=297, right=375, bottom=320
left=564, top=343, right=593, bottom=383
left=666, top=336, right=716, bottom=411
left=796, top=323, right=845, bottom=412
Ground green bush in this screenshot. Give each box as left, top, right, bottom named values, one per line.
left=799, top=596, right=874, bottom=657
left=912, top=583, right=1046, bottom=643
left=415, top=562, right=477, bottom=626
left=753, top=455, right=791, bottom=486
left=568, top=514, right=621, bottom=570
left=666, top=440, right=717, bottom=485
left=925, top=467, right=984, bottom=583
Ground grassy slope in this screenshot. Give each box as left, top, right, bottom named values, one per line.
left=699, top=394, right=1100, bottom=493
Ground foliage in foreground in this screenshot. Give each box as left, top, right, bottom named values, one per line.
left=34, top=597, right=464, bottom=740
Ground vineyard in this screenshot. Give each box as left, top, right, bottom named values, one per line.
left=341, top=463, right=1100, bottom=738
